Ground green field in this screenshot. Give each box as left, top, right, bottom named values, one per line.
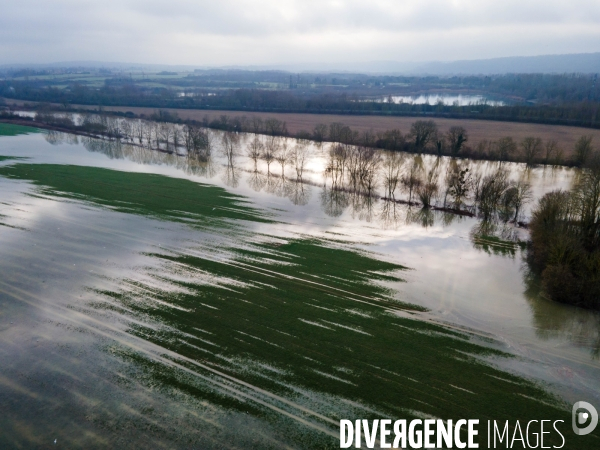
left=1, top=160, right=594, bottom=448
left=0, top=122, right=40, bottom=136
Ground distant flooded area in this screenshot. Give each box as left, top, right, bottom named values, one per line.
left=1, top=123, right=598, bottom=448
left=373, top=94, right=506, bottom=106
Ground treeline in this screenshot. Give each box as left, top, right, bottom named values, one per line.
left=528, top=152, right=600, bottom=310
left=166, top=113, right=596, bottom=167
left=2, top=80, right=600, bottom=129
left=29, top=111, right=212, bottom=160
left=324, top=139, right=534, bottom=226
left=21, top=110, right=539, bottom=224
left=5, top=107, right=596, bottom=167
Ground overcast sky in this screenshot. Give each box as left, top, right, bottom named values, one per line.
left=2, top=0, right=600, bottom=67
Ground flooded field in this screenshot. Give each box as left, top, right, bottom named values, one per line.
left=374, top=94, right=505, bottom=106
left=1, top=124, right=599, bottom=448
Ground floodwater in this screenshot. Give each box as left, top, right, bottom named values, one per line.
left=377, top=94, right=505, bottom=106
left=0, top=127, right=599, bottom=448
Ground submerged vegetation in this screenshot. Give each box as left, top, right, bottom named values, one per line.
left=0, top=158, right=592, bottom=448
left=0, top=122, right=40, bottom=136
left=0, top=163, right=271, bottom=226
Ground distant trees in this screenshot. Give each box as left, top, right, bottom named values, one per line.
left=247, top=135, right=263, bottom=169
left=262, top=135, right=278, bottom=173
left=184, top=124, right=211, bottom=160
left=221, top=132, right=239, bottom=166
left=381, top=152, right=404, bottom=199
left=447, top=126, right=468, bottom=157
left=409, top=120, right=438, bottom=153
left=313, top=124, right=328, bottom=142
left=401, top=157, right=423, bottom=203
left=544, top=140, right=559, bottom=165
left=275, top=138, right=291, bottom=177
left=496, top=137, right=518, bottom=162
left=26, top=108, right=600, bottom=168
left=574, top=136, right=594, bottom=166
left=292, top=141, right=309, bottom=180
left=521, top=137, right=543, bottom=166
left=377, top=129, right=405, bottom=151
left=416, top=160, right=440, bottom=208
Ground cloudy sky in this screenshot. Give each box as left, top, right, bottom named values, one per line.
left=1, top=0, right=600, bottom=67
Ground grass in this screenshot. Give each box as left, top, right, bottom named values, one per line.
left=0, top=163, right=272, bottom=227
left=0, top=156, right=28, bottom=162
left=1, top=161, right=597, bottom=448
left=0, top=123, right=40, bottom=136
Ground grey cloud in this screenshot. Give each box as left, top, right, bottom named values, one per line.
left=0, top=0, right=599, bottom=65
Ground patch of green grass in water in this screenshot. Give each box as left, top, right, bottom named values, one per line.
left=0, top=163, right=273, bottom=227
left=0, top=156, right=28, bottom=162
left=0, top=123, right=40, bottom=136
left=98, top=238, right=586, bottom=448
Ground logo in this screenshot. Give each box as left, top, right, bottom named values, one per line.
left=572, top=401, right=598, bottom=436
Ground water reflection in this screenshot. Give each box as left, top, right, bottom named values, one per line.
left=2, top=127, right=600, bottom=435
left=36, top=130, right=600, bottom=360
left=524, top=269, right=600, bottom=358
left=42, top=130, right=579, bottom=234
left=320, top=184, right=350, bottom=218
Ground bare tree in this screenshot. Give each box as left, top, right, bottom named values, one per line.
left=521, top=137, right=543, bottom=166
left=159, top=123, right=174, bottom=152
left=401, top=156, right=423, bottom=203
left=247, top=135, right=263, bottom=169
left=380, top=129, right=405, bottom=151
left=221, top=132, right=239, bottom=166
left=262, top=135, right=279, bottom=173
left=409, top=120, right=438, bottom=153
left=574, top=136, right=594, bottom=167
left=544, top=140, right=558, bottom=165
left=381, top=151, right=404, bottom=199
left=292, top=142, right=309, bottom=180
left=120, top=120, right=133, bottom=143
left=511, top=181, right=533, bottom=221
left=134, top=120, right=145, bottom=145
left=416, top=159, right=441, bottom=208
left=327, top=143, right=348, bottom=182
left=184, top=124, right=211, bottom=160
left=496, top=137, right=517, bottom=162
left=172, top=125, right=183, bottom=154
left=251, top=117, right=264, bottom=134
left=275, top=138, right=291, bottom=177
left=313, top=124, right=328, bottom=143
left=445, top=161, right=472, bottom=209
left=447, top=126, right=468, bottom=157
left=265, top=118, right=287, bottom=136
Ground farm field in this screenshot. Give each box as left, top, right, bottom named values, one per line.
left=0, top=124, right=599, bottom=448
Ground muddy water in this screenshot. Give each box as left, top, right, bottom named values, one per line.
left=1, top=129, right=599, bottom=448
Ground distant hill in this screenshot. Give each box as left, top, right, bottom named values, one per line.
left=1, top=53, right=599, bottom=76
left=412, top=53, right=600, bottom=75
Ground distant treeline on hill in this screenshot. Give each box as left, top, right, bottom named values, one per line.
left=1, top=79, right=600, bottom=129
